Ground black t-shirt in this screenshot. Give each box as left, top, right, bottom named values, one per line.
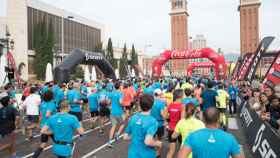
left=0, top=106, right=19, bottom=136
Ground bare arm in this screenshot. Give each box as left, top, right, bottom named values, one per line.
left=178, top=146, right=192, bottom=158
left=144, top=135, right=162, bottom=148
left=232, top=155, right=243, bottom=158
left=123, top=133, right=131, bottom=140
left=172, top=131, right=179, bottom=139
left=76, top=127, right=84, bottom=135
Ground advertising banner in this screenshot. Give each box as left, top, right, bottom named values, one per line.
left=246, top=36, right=275, bottom=82
left=263, top=52, right=280, bottom=88
left=240, top=102, right=280, bottom=158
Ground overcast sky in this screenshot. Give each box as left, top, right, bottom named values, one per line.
left=1, top=0, right=279, bottom=55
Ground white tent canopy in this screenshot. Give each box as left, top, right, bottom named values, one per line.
left=45, top=63, right=53, bottom=82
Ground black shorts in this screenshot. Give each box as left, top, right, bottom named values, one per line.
left=168, top=130, right=182, bottom=143
left=99, top=106, right=110, bottom=117
left=90, top=111, right=99, bottom=117
left=82, top=98, right=88, bottom=104
left=218, top=108, right=226, bottom=113
left=27, top=115, right=39, bottom=123
left=156, top=126, right=165, bottom=139
left=69, top=111, right=83, bottom=121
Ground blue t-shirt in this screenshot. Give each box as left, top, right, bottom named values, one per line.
left=184, top=128, right=240, bottom=158
left=80, top=85, right=88, bottom=99
left=152, top=82, right=161, bottom=90
left=133, top=83, right=139, bottom=92
left=40, top=101, right=57, bottom=128
left=67, top=89, right=81, bottom=112
left=143, top=87, right=154, bottom=96
left=201, top=89, right=218, bottom=111
left=97, top=89, right=109, bottom=105
left=88, top=92, right=99, bottom=112
left=125, top=113, right=158, bottom=158
left=228, top=86, right=238, bottom=100
left=55, top=88, right=64, bottom=107
left=108, top=90, right=123, bottom=117
left=41, top=85, right=49, bottom=95
left=182, top=97, right=200, bottom=107
left=46, top=113, right=80, bottom=157
left=106, top=82, right=114, bottom=92
left=52, top=85, right=60, bottom=97
left=151, top=99, right=166, bottom=127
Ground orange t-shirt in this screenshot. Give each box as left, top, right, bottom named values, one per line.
left=121, top=88, right=134, bottom=106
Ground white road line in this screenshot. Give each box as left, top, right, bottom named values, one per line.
left=22, top=121, right=111, bottom=158
left=82, top=134, right=124, bottom=158
left=228, top=117, right=239, bottom=130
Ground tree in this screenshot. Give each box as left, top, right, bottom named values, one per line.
left=94, top=42, right=105, bottom=57
left=33, top=17, right=55, bottom=80
left=70, top=66, right=84, bottom=80
left=106, top=38, right=117, bottom=69
left=119, top=44, right=128, bottom=79
left=130, top=44, right=139, bottom=76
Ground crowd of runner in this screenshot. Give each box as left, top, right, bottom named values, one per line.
left=0, top=77, right=279, bottom=158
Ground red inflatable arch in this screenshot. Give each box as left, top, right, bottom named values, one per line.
left=186, top=62, right=215, bottom=77
left=152, top=48, right=226, bottom=79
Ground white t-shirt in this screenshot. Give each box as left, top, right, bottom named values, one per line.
left=23, top=94, right=41, bottom=115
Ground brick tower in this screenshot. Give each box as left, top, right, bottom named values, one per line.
left=239, top=0, right=261, bottom=56
left=170, top=0, right=189, bottom=76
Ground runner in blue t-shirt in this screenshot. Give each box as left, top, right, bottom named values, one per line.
left=151, top=89, right=166, bottom=157
left=80, top=82, right=88, bottom=104
left=54, top=84, right=65, bottom=111
left=124, top=94, right=162, bottom=158
left=107, top=82, right=125, bottom=147
left=178, top=107, right=241, bottom=158
left=87, top=90, right=99, bottom=129
left=182, top=88, right=200, bottom=107
left=40, top=101, right=84, bottom=158
left=33, top=90, right=57, bottom=158
left=67, top=83, right=83, bottom=122
left=201, top=82, right=218, bottom=112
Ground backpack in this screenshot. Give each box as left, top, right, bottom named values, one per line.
left=98, top=92, right=109, bottom=106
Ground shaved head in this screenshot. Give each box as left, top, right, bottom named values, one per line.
left=203, top=107, right=220, bottom=125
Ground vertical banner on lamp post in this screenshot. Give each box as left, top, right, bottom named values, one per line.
left=245, top=36, right=275, bottom=82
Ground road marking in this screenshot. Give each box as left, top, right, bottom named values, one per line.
left=228, top=117, right=239, bottom=130
left=22, top=121, right=111, bottom=158
left=82, top=134, right=124, bottom=158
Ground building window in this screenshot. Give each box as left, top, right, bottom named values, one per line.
left=174, top=0, right=183, bottom=9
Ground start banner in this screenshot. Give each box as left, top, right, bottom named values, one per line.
left=240, top=102, right=280, bottom=158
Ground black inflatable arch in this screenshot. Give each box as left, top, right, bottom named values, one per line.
left=54, top=48, right=116, bottom=83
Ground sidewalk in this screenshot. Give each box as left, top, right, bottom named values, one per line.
left=228, top=116, right=253, bottom=158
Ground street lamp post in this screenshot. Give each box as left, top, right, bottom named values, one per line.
left=61, top=15, right=74, bottom=61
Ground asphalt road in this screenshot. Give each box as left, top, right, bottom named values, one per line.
left=0, top=113, right=252, bottom=158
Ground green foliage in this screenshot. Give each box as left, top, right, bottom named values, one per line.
left=106, top=38, right=117, bottom=69
left=94, top=42, right=105, bottom=57
left=119, top=44, right=128, bottom=79
left=70, top=66, right=84, bottom=80
left=130, top=44, right=139, bottom=76
left=33, top=17, right=55, bottom=80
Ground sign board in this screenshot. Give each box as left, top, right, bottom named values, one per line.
left=240, top=102, right=280, bottom=158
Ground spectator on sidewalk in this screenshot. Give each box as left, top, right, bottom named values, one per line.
left=0, top=92, right=20, bottom=158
